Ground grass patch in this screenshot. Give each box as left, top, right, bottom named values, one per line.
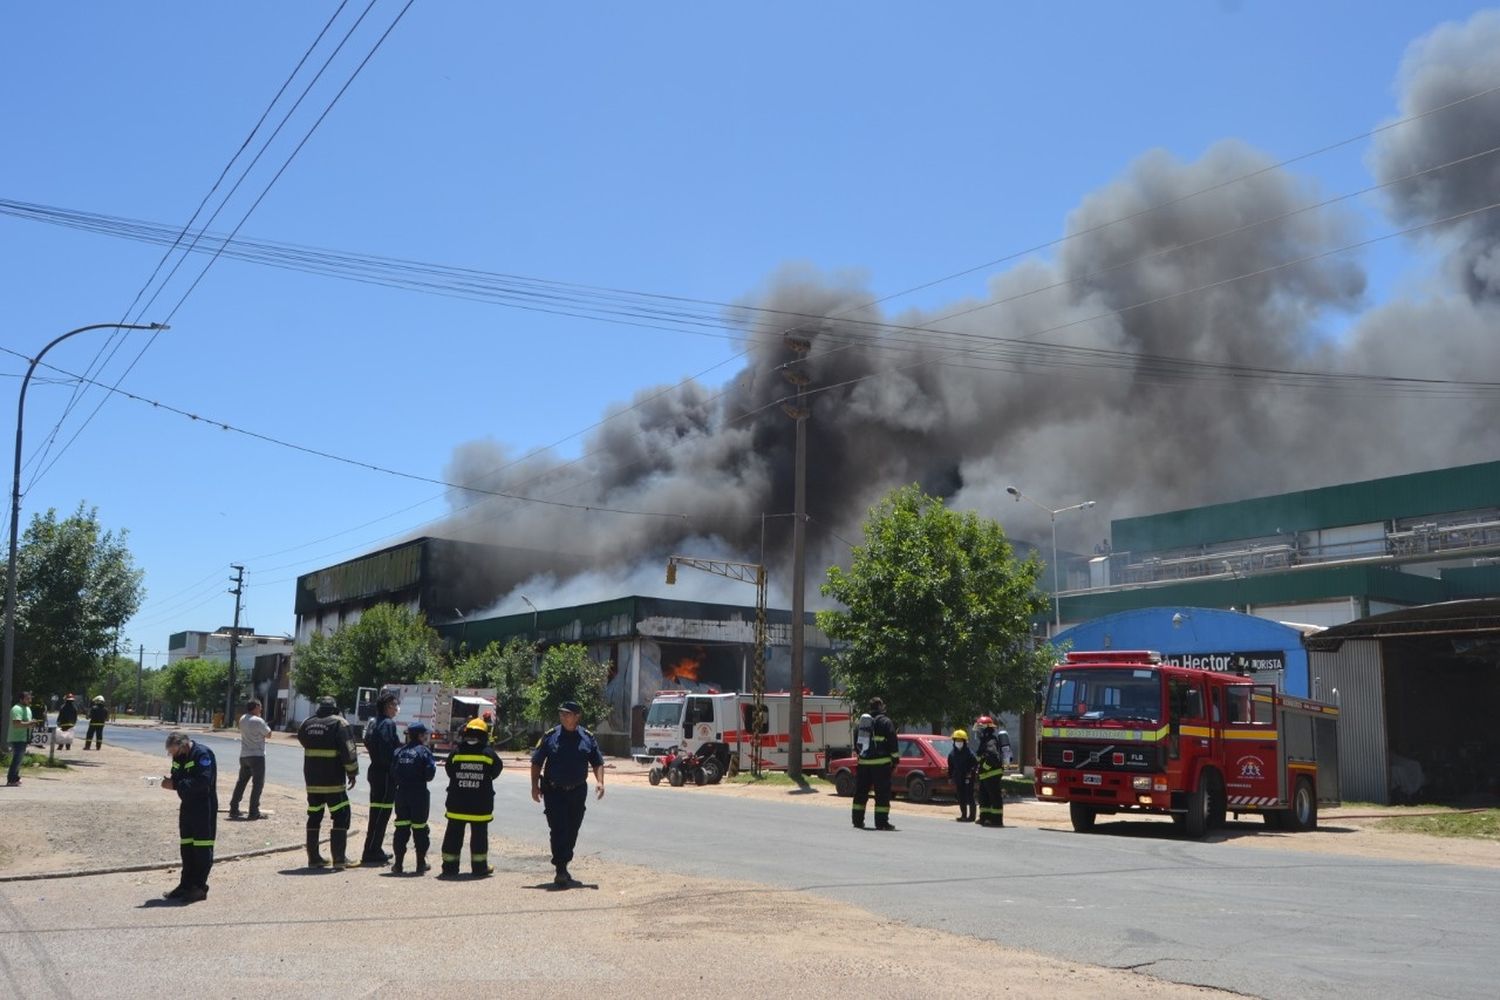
left=729, top=772, right=835, bottom=788
left=0, top=750, right=68, bottom=770
left=1375, top=810, right=1500, bottom=840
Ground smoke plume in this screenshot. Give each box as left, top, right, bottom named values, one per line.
left=434, top=11, right=1500, bottom=615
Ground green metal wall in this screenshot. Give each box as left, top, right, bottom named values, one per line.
left=1113, top=460, right=1500, bottom=553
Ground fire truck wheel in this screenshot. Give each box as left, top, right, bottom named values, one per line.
left=1069, top=802, right=1097, bottom=832
left=648, top=766, right=663, bottom=786
left=1183, top=779, right=1210, bottom=839
left=669, top=766, right=685, bottom=787
left=1206, top=771, right=1227, bottom=830
left=1291, top=777, right=1318, bottom=831
left=833, top=769, right=854, bottom=797
left=906, top=774, right=931, bottom=803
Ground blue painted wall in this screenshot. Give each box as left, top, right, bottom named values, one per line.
left=1053, top=607, right=1310, bottom=697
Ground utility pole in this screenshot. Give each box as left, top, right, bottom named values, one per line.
left=224, top=564, right=244, bottom=726
left=136, top=643, right=144, bottom=717
left=781, top=334, right=811, bottom=783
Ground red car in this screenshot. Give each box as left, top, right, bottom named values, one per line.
left=828, top=734, right=957, bottom=803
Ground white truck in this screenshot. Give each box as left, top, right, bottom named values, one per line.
left=638, top=690, right=853, bottom=776
left=357, top=683, right=497, bottom=756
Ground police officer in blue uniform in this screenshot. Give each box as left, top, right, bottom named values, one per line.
left=391, top=722, right=436, bottom=874
left=530, top=699, right=605, bottom=887
left=161, top=731, right=217, bottom=903
left=361, top=691, right=400, bottom=866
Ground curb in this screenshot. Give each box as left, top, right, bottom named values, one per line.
left=0, top=842, right=304, bottom=884
left=1329, top=808, right=1493, bottom=820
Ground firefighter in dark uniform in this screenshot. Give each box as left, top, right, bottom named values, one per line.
left=391, top=722, right=436, bottom=874
left=360, top=691, right=400, bottom=866
left=852, top=696, right=898, bottom=830
left=440, top=717, right=503, bottom=877
left=297, top=696, right=360, bottom=867
left=974, top=715, right=1006, bottom=827
left=530, top=699, right=605, bottom=887
left=947, top=728, right=977, bottom=822
left=161, top=731, right=217, bottom=902
left=56, top=693, right=79, bottom=735
left=84, top=695, right=108, bottom=750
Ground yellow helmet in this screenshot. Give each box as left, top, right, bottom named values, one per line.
left=464, top=717, right=489, bottom=734
left=952, top=728, right=968, bottom=741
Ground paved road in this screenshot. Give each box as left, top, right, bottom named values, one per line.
left=105, top=726, right=1496, bottom=999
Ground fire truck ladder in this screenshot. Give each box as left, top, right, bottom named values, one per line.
left=665, top=555, right=768, bottom=776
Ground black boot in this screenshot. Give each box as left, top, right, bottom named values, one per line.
left=392, top=852, right=405, bottom=874
left=306, top=831, right=327, bottom=868
left=330, top=830, right=358, bottom=868
left=416, top=852, right=430, bottom=874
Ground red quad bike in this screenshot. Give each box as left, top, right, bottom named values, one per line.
left=647, top=743, right=727, bottom=787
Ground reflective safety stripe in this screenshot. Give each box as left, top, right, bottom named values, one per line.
left=979, top=806, right=1003, bottom=815
left=445, top=811, right=493, bottom=822
left=873, top=806, right=890, bottom=814
left=449, top=754, right=491, bottom=763
left=180, top=838, right=192, bottom=845
left=305, top=784, right=344, bottom=793
left=1180, top=725, right=1212, bottom=738
left=394, top=820, right=411, bottom=828
left=307, top=805, right=324, bottom=813
left=304, top=749, right=338, bottom=757
left=471, top=853, right=487, bottom=862
left=368, top=801, right=394, bottom=809
left=1223, top=729, right=1277, bottom=741
left=1040, top=725, right=1169, bottom=741
left=411, top=823, right=427, bottom=830
left=329, top=800, right=350, bottom=812
left=978, top=767, right=1004, bottom=780
left=857, top=757, right=892, bottom=766
left=441, top=853, right=460, bottom=861
left=180, top=838, right=214, bottom=846
left=179, top=761, right=196, bottom=769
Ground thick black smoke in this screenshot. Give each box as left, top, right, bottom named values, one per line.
left=434, top=11, right=1500, bottom=614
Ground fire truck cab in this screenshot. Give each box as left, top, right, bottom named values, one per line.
left=1035, top=650, right=1340, bottom=838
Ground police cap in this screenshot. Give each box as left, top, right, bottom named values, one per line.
left=558, top=700, right=583, bottom=715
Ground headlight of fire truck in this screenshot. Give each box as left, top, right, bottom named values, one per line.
left=1040, top=769, right=1058, bottom=783
left=1132, top=776, right=1152, bottom=790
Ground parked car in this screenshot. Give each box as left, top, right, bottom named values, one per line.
left=828, top=733, right=960, bottom=804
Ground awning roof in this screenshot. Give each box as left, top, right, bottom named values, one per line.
left=1306, top=598, right=1500, bottom=650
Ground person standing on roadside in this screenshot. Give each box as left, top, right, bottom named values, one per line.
left=161, top=731, right=218, bottom=903
left=56, top=693, right=79, bottom=734
left=6, top=691, right=36, bottom=785
left=83, top=695, right=108, bottom=750
left=360, top=691, right=400, bottom=866
left=947, top=728, right=977, bottom=822
left=391, top=722, right=436, bottom=874
left=296, top=696, right=360, bottom=868
left=851, top=696, right=898, bottom=831
left=440, top=717, right=502, bottom=877
left=530, top=700, right=605, bottom=887
left=974, top=716, right=1006, bottom=828
left=229, top=699, right=271, bottom=820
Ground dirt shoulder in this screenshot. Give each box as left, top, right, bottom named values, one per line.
left=0, top=742, right=1233, bottom=999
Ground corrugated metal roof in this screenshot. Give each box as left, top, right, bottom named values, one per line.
left=1306, top=598, right=1500, bottom=649
left=1113, top=460, right=1500, bottom=553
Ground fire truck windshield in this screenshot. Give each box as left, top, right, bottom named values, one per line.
left=1044, top=668, right=1161, bottom=723
left=644, top=700, right=683, bottom=727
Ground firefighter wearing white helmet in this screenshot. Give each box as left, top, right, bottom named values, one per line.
left=851, top=697, right=898, bottom=830
left=947, top=728, right=977, bottom=822
left=440, top=716, right=502, bottom=876
left=83, top=695, right=109, bottom=750
left=974, top=716, right=1005, bottom=827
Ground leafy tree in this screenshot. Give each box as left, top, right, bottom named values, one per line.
left=816, top=483, right=1055, bottom=731
left=96, top=654, right=140, bottom=708
left=524, top=643, right=608, bottom=729
left=158, top=659, right=195, bottom=720
left=2, top=504, right=144, bottom=699
left=291, top=603, right=445, bottom=707
left=446, top=638, right=533, bottom=738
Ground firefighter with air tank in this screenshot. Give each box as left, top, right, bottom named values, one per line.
left=974, top=715, right=1006, bottom=827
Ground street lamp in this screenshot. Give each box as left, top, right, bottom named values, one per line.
left=1006, top=486, right=1096, bottom=632
left=519, top=594, right=539, bottom=671
left=3, top=323, right=166, bottom=730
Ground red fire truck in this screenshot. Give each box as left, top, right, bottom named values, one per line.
left=1035, top=650, right=1340, bottom=837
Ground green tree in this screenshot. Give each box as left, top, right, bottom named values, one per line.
left=96, top=654, right=139, bottom=708
left=291, top=603, right=445, bottom=708
left=816, top=483, right=1055, bottom=731
left=158, top=659, right=195, bottom=720
left=446, top=637, right=533, bottom=738
left=2, top=504, right=144, bottom=699
left=524, top=643, right=607, bottom=729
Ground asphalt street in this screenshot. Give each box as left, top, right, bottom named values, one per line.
left=105, top=726, right=1497, bottom=999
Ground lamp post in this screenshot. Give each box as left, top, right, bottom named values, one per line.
left=3, top=322, right=166, bottom=731
left=1006, top=486, right=1096, bottom=632
left=519, top=594, right=539, bottom=672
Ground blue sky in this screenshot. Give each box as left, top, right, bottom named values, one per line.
left=2, top=2, right=1492, bottom=663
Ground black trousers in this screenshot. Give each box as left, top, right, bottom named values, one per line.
left=392, top=786, right=430, bottom=858
left=440, top=816, right=489, bottom=871
left=852, top=763, right=893, bottom=827
left=977, top=774, right=1005, bottom=825
left=542, top=783, right=588, bottom=869
left=84, top=723, right=104, bottom=748
left=306, top=790, right=352, bottom=859
left=177, top=804, right=216, bottom=889
left=230, top=756, right=265, bottom=814
left=362, top=764, right=395, bottom=860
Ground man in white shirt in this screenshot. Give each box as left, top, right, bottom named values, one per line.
left=229, top=699, right=272, bottom=820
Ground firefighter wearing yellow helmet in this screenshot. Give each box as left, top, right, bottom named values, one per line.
left=947, top=728, right=977, bottom=822
left=440, top=716, right=503, bottom=876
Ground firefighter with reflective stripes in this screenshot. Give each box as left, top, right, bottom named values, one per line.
left=440, top=717, right=502, bottom=877
left=297, top=696, right=360, bottom=868
left=161, top=731, right=217, bottom=903
left=391, top=722, right=436, bottom=874
left=852, top=697, right=898, bottom=831
left=84, top=695, right=108, bottom=750
left=974, top=715, right=1005, bottom=827
left=360, top=691, right=401, bottom=866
